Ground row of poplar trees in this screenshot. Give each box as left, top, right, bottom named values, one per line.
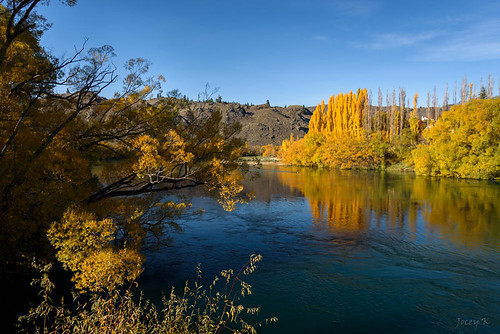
left=281, top=80, right=499, bottom=175
left=307, top=88, right=421, bottom=143
left=281, top=88, right=422, bottom=168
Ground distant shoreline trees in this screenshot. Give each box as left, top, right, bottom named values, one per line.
left=280, top=88, right=419, bottom=169
left=281, top=84, right=500, bottom=179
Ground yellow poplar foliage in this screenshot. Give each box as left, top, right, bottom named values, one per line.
left=413, top=98, right=500, bottom=179
left=47, top=207, right=144, bottom=291
left=308, top=90, right=367, bottom=138
left=409, top=93, right=420, bottom=143
left=281, top=89, right=390, bottom=168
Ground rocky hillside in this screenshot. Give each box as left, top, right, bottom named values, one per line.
left=149, top=99, right=314, bottom=147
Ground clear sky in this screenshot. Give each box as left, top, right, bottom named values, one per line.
left=38, top=0, right=500, bottom=107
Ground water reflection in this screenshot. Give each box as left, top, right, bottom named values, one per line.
left=270, top=166, right=500, bottom=249
left=141, top=166, right=500, bottom=333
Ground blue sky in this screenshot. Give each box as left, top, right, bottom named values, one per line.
left=38, top=0, right=500, bottom=106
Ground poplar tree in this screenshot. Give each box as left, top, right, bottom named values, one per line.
left=442, top=83, right=449, bottom=115
left=432, top=87, right=437, bottom=119
left=486, top=73, right=494, bottom=98
left=391, top=88, right=397, bottom=138
left=363, top=89, right=372, bottom=132
left=453, top=81, right=457, bottom=105
left=426, top=91, right=431, bottom=120
left=461, top=76, right=468, bottom=104
left=409, top=93, right=420, bottom=143
left=377, top=87, right=383, bottom=132
left=398, top=87, right=406, bottom=135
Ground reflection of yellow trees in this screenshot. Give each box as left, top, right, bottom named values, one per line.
left=276, top=167, right=500, bottom=248
left=276, top=168, right=404, bottom=233
left=411, top=178, right=500, bottom=247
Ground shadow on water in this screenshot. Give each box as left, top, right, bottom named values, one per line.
left=140, top=166, right=500, bottom=333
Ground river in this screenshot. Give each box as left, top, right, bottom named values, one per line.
left=139, top=165, right=500, bottom=333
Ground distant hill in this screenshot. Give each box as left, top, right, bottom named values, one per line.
left=148, top=99, right=314, bottom=147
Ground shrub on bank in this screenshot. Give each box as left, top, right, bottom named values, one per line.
left=19, top=255, right=277, bottom=334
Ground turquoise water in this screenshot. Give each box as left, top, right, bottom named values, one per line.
left=140, top=166, right=500, bottom=333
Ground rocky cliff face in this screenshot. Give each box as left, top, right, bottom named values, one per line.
left=212, top=103, right=313, bottom=146
left=149, top=99, right=313, bottom=146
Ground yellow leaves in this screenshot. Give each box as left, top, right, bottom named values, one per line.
left=133, top=135, right=163, bottom=176
left=125, top=84, right=155, bottom=104
left=409, top=93, right=421, bottom=145
left=142, top=85, right=152, bottom=95
left=132, top=130, right=194, bottom=181
left=412, top=145, right=435, bottom=176
left=281, top=89, right=386, bottom=168
left=0, top=14, right=51, bottom=87
left=206, top=137, right=225, bottom=153
left=305, top=89, right=367, bottom=140
left=76, top=248, right=143, bottom=292
left=48, top=208, right=113, bottom=263
left=208, top=158, right=250, bottom=211
left=47, top=207, right=144, bottom=291
left=308, top=104, right=322, bottom=134
left=320, top=135, right=379, bottom=169
left=281, top=130, right=388, bottom=169
left=160, top=129, right=194, bottom=164
left=262, top=144, right=278, bottom=157
left=413, top=98, right=500, bottom=179
left=280, top=134, right=307, bottom=166
left=412, top=93, right=419, bottom=117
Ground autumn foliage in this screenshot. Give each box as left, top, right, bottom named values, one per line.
left=0, top=2, right=249, bottom=294
left=413, top=98, right=500, bottom=179
left=282, top=86, right=499, bottom=179
left=280, top=89, right=403, bottom=169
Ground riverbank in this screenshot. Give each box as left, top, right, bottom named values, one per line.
left=238, top=156, right=287, bottom=165
left=240, top=156, right=417, bottom=174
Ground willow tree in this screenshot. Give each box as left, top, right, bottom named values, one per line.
left=0, top=0, right=249, bottom=294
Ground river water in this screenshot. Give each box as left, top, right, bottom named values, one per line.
left=139, top=165, right=500, bottom=333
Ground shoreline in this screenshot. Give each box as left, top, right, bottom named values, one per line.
left=238, top=156, right=288, bottom=166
